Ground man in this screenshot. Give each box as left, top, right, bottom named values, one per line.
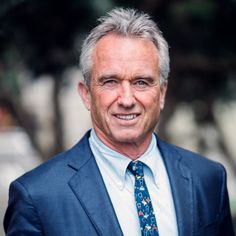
left=4, top=8, right=235, bottom=236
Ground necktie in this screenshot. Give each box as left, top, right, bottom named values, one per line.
left=128, top=161, right=159, bottom=236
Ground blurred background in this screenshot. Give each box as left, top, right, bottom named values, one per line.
left=0, top=0, right=236, bottom=234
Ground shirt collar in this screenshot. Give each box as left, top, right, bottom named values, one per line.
left=89, top=129, right=160, bottom=190
left=89, top=129, right=130, bottom=190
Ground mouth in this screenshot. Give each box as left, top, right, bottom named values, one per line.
left=114, top=114, right=140, bottom=121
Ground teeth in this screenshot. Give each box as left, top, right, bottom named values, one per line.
left=116, top=114, right=137, bottom=120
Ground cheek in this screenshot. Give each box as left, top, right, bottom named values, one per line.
left=95, top=89, right=118, bottom=107
left=91, top=90, right=117, bottom=116
left=136, top=90, right=161, bottom=109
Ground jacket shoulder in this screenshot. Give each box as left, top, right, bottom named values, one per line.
left=157, top=138, right=226, bottom=176
left=12, top=131, right=91, bottom=192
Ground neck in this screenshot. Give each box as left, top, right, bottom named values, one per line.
left=93, top=130, right=152, bottom=160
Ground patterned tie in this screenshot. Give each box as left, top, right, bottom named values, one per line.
left=128, top=161, right=159, bottom=236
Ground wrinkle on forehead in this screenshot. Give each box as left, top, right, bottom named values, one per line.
left=93, top=34, right=159, bottom=61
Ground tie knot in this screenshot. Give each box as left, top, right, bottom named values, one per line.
left=128, top=161, right=144, bottom=177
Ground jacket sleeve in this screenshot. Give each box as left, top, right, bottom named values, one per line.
left=218, top=165, right=235, bottom=236
left=4, top=180, right=43, bottom=235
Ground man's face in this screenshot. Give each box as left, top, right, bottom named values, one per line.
left=79, top=34, right=167, bottom=149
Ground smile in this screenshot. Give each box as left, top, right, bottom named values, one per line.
left=115, top=114, right=139, bottom=120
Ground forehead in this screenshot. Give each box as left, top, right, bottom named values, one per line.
left=91, top=34, right=159, bottom=75
left=93, top=34, right=158, bottom=59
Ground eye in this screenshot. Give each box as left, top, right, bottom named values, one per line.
left=102, top=79, right=118, bottom=87
left=133, top=80, right=149, bottom=89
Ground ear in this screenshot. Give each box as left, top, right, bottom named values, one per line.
left=160, top=81, right=168, bottom=110
left=78, top=81, right=91, bottom=111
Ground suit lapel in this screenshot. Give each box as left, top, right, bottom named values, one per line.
left=67, top=132, right=123, bottom=236
left=157, top=139, right=194, bottom=236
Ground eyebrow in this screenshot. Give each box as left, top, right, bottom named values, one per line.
left=133, top=76, right=156, bottom=84
left=97, top=74, right=119, bottom=84
left=96, top=74, right=158, bottom=85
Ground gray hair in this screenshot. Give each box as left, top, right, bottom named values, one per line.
left=80, top=8, right=170, bottom=86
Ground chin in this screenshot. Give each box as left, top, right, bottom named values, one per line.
left=112, top=131, right=142, bottom=144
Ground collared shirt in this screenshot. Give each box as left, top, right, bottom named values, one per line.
left=89, top=129, right=178, bottom=236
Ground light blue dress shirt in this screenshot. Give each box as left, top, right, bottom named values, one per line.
left=89, top=129, right=178, bottom=236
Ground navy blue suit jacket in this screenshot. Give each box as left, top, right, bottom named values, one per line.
left=4, top=131, right=235, bottom=235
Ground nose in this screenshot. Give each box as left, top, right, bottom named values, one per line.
left=117, top=81, right=135, bottom=108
